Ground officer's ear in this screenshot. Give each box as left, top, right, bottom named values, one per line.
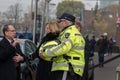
left=64, top=20, right=69, bottom=26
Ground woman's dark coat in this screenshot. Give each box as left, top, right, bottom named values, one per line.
left=32, top=33, right=59, bottom=80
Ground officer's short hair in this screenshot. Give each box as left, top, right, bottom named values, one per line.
left=66, top=20, right=73, bottom=26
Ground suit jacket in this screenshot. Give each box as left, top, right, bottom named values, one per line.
left=15, top=40, right=25, bottom=80
left=0, top=37, right=17, bottom=80
left=15, top=40, right=25, bottom=65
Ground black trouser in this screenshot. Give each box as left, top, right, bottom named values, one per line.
left=98, top=50, right=105, bottom=67
left=16, top=66, right=21, bottom=80
left=51, top=71, right=82, bottom=80
left=36, top=60, right=52, bottom=80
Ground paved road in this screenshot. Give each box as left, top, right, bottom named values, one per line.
left=93, top=53, right=120, bottom=80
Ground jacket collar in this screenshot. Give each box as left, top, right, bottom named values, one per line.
left=61, top=24, right=74, bottom=32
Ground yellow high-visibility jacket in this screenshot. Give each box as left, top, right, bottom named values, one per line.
left=42, top=25, right=85, bottom=76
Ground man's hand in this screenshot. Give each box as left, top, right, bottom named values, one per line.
left=12, top=39, right=19, bottom=47
left=13, top=53, right=24, bottom=62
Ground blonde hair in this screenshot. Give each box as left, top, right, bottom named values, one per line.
left=46, top=22, right=60, bottom=33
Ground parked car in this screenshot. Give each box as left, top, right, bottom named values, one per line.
left=0, top=38, right=38, bottom=80
left=18, top=39, right=38, bottom=80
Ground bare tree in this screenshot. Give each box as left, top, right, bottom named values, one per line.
left=4, top=3, right=22, bottom=26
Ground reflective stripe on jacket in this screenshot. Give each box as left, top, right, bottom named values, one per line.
left=39, top=40, right=60, bottom=61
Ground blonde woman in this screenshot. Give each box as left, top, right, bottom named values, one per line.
left=35, top=22, right=60, bottom=80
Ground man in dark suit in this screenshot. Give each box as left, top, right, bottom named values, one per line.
left=0, top=24, right=24, bottom=80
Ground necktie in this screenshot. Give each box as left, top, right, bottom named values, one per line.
left=11, top=40, right=19, bottom=67
left=11, top=39, right=14, bottom=43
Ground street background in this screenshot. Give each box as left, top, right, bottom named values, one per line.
left=93, top=52, right=120, bottom=80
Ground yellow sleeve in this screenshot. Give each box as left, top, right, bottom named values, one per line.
left=43, top=37, right=73, bottom=57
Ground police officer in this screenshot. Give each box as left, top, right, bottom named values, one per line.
left=39, top=13, right=85, bottom=80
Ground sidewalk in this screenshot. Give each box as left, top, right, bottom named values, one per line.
left=93, top=53, right=120, bottom=80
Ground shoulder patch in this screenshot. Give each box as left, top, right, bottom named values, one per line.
left=65, top=33, right=70, bottom=38
left=75, top=34, right=81, bottom=36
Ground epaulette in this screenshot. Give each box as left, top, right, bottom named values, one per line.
left=75, top=34, right=81, bottom=36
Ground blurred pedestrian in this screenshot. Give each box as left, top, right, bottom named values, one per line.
left=0, top=24, right=24, bottom=80
left=84, top=35, right=91, bottom=56
left=90, top=36, right=96, bottom=57
left=104, top=35, right=109, bottom=56
left=40, top=13, right=85, bottom=80
left=96, top=35, right=107, bottom=67
left=108, top=37, right=113, bottom=55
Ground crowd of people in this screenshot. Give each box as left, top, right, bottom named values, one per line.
left=0, top=12, right=115, bottom=80
left=85, top=34, right=114, bottom=68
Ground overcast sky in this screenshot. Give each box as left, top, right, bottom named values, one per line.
left=0, top=0, right=97, bottom=13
